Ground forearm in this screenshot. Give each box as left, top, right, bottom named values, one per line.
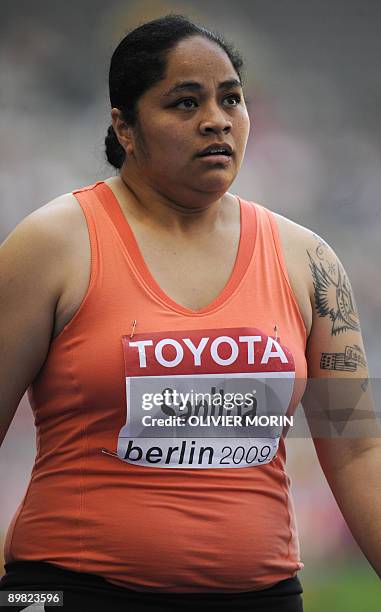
left=319, top=445, right=381, bottom=578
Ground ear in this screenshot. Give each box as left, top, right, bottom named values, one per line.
left=111, top=108, right=134, bottom=156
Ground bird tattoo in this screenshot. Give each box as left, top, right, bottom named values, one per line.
left=308, top=251, right=360, bottom=335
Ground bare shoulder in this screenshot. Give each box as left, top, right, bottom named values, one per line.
left=271, top=211, right=349, bottom=339
left=272, top=211, right=343, bottom=284
left=271, top=211, right=338, bottom=290
left=1, top=192, right=84, bottom=274
left=34, top=192, right=91, bottom=338
left=272, top=211, right=316, bottom=260
left=32, top=191, right=87, bottom=240
left=1, top=192, right=86, bottom=258
left=1, top=191, right=91, bottom=340
left=25, top=191, right=89, bottom=280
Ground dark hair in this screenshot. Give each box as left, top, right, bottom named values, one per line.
left=105, top=14, right=244, bottom=169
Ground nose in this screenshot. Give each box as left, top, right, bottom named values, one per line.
left=199, top=106, right=232, bottom=136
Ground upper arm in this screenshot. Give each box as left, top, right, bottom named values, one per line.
left=0, top=198, right=72, bottom=445
left=302, top=232, right=379, bottom=467
left=305, top=232, right=366, bottom=376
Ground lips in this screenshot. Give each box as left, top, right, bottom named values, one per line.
left=197, top=155, right=232, bottom=167
left=197, top=143, right=233, bottom=157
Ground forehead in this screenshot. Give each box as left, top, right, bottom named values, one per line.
left=162, top=36, right=238, bottom=85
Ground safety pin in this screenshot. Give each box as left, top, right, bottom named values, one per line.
left=130, top=319, right=137, bottom=339
left=100, top=447, right=119, bottom=458
left=273, top=325, right=278, bottom=341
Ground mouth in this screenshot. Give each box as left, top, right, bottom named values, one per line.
left=196, top=143, right=233, bottom=166
left=197, top=154, right=232, bottom=166
left=197, top=143, right=233, bottom=156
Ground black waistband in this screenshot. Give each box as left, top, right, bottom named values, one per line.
left=1, top=560, right=302, bottom=600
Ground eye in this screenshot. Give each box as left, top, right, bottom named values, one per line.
left=223, top=93, right=241, bottom=106
left=174, top=98, right=198, bottom=110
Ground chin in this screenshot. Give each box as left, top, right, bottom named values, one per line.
left=198, top=176, right=233, bottom=196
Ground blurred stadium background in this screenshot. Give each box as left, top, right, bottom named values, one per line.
left=0, top=0, right=380, bottom=608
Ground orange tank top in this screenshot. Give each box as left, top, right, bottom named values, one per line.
left=4, top=181, right=307, bottom=593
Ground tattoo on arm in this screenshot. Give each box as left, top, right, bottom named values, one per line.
left=320, top=344, right=367, bottom=371
left=308, top=236, right=360, bottom=335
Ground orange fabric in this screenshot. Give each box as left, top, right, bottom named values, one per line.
left=4, top=181, right=307, bottom=592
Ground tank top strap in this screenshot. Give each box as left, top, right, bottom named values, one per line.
left=254, top=204, right=294, bottom=289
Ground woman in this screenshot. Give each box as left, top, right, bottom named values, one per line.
left=0, top=14, right=379, bottom=612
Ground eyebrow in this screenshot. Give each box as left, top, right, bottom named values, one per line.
left=162, top=78, right=242, bottom=98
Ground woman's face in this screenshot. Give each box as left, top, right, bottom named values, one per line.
left=125, top=35, right=251, bottom=205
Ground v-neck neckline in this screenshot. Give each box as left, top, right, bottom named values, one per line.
left=96, top=181, right=257, bottom=316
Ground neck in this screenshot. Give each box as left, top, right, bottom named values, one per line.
left=107, top=170, right=232, bottom=234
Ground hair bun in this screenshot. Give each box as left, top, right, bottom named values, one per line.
left=105, top=124, right=125, bottom=169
